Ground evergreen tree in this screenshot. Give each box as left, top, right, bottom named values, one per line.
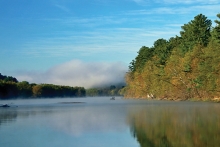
left=212, top=13, right=220, bottom=43
left=129, top=46, right=153, bottom=72
left=153, top=38, right=171, bottom=65
left=180, top=14, right=212, bottom=54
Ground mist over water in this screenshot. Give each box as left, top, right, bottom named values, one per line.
left=0, top=97, right=140, bottom=147
left=15, top=60, right=127, bottom=88
left=1, top=98, right=219, bottom=147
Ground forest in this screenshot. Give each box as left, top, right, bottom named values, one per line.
left=124, top=13, right=220, bottom=101
left=86, top=85, right=124, bottom=97
left=0, top=73, right=124, bottom=99
left=0, top=73, right=86, bottom=99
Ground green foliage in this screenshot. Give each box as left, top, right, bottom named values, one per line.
left=0, top=81, right=18, bottom=99
left=180, top=14, right=212, bottom=54
left=17, top=81, right=32, bottom=97
left=153, top=38, right=172, bottom=65
left=168, top=36, right=181, bottom=50
left=86, top=85, right=124, bottom=97
left=129, top=46, right=153, bottom=72
left=0, top=79, right=123, bottom=98
left=0, top=75, right=86, bottom=99
left=86, top=88, right=99, bottom=97
left=211, top=13, right=220, bottom=43
left=32, top=84, right=85, bottom=98
left=0, top=73, right=18, bottom=83
left=125, top=13, right=220, bottom=100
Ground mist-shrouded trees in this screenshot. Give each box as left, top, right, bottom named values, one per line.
left=86, top=85, right=124, bottom=97
left=124, top=13, right=220, bottom=100
left=0, top=73, right=18, bottom=83
left=17, top=81, right=32, bottom=97
left=32, top=84, right=86, bottom=98
left=0, top=73, right=86, bottom=99
left=0, top=73, right=123, bottom=99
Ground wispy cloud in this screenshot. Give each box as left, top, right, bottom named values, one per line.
left=132, top=0, right=220, bottom=5
left=59, top=16, right=127, bottom=28
left=19, top=26, right=179, bottom=59
left=9, top=2, right=220, bottom=74
left=16, top=60, right=127, bottom=88
left=127, top=4, right=220, bottom=15
left=132, top=0, right=150, bottom=5
left=162, top=0, right=219, bottom=5
left=54, top=4, right=71, bottom=13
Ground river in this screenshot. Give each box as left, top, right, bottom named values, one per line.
left=0, top=97, right=220, bottom=147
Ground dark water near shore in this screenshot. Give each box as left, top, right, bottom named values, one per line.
left=0, top=97, right=220, bottom=147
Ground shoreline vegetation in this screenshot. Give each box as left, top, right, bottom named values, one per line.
left=123, top=13, right=220, bottom=102
left=0, top=73, right=124, bottom=99
left=0, top=73, right=86, bottom=99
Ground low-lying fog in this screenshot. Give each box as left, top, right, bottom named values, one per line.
left=15, top=60, right=127, bottom=88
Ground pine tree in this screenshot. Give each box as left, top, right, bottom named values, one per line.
left=180, top=14, right=212, bottom=54
left=212, top=13, right=220, bottom=43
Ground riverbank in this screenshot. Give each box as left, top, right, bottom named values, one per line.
left=124, top=97, right=220, bottom=103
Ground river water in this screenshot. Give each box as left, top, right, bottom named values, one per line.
left=0, top=97, right=220, bottom=147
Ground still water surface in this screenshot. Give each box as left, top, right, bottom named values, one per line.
left=0, top=97, right=220, bottom=147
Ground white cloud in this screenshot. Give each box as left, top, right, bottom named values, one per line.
left=16, top=60, right=127, bottom=88
left=162, top=0, right=219, bottom=4
left=128, top=4, right=220, bottom=15
left=132, top=0, right=220, bottom=5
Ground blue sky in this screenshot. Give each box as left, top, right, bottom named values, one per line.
left=0, top=0, right=220, bottom=87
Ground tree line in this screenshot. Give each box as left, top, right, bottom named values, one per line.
left=124, top=13, right=220, bottom=100
left=86, top=85, right=125, bottom=97
left=0, top=73, right=125, bottom=99
left=0, top=73, right=86, bottom=99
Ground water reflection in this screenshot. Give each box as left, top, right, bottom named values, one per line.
left=1, top=99, right=220, bottom=147
left=127, top=102, right=220, bottom=147
left=0, top=107, right=53, bottom=126
left=0, top=109, right=17, bottom=125
left=0, top=101, right=140, bottom=147
left=46, top=105, right=128, bottom=136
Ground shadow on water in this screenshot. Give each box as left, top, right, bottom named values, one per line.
left=127, top=102, right=220, bottom=147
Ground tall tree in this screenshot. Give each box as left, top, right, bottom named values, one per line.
left=129, top=46, right=153, bottom=72
left=180, top=14, right=212, bottom=54
left=153, top=38, right=171, bottom=66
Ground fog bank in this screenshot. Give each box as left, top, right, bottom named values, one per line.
left=16, top=60, right=127, bottom=88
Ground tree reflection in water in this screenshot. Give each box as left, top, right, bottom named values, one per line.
left=128, top=103, right=220, bottom=147
left=0, top=109, right=17, bottom=125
